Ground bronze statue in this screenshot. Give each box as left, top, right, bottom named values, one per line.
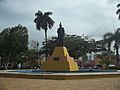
left=57, top=22, right=65, bottom=46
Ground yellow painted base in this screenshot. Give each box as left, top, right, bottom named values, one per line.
left=52, top=46, right=69, bottom=57
left=42, top=46, right=79, bottom=71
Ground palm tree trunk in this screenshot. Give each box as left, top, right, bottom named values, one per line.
left=115, top=43, right=119, bottom=65
left=45, top=29, right=48, bottom=60
left=116, top=47, right=119, bottom=64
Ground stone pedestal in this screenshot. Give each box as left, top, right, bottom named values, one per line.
left=42, top=46, right=79, bottom=71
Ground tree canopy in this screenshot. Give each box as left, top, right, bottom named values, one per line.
left=40, top=34, right=96, bottom=59
left=0, top=25, right=29, bottom=64
left=34, top=11, right=55, bottom=31
left=103, top=28, right=120, bottom=64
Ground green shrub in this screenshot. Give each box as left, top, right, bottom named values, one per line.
left=108, top=66, right=120, bottom=70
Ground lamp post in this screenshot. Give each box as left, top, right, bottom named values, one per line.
left=0, top=56, right=1, bottom=68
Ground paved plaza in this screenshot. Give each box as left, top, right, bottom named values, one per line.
left=0, top=77, right=120, bottom=90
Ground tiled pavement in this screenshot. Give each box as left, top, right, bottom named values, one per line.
left=0, top=77, right=120, bottom=90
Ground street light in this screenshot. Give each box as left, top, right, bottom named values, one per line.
left=0, top=56, right=1, bottom=68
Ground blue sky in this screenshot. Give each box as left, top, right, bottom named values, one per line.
left=0, top=0, right=120, bottom=45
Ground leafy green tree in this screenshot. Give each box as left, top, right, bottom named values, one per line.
left=34, top=11, right=55, bottom=60
left=40, top=36, right=57, bottom=55
left=0, top=25, right=29, bottom=68
left=96, top=52, right=113, bottom=68
left=27, top=49, right=38, bottom=65
left=64, top=35, right=95, bottom=58
left=103, top=28, right=120, bottom=64
left=40, top=34, right=96, bottom=59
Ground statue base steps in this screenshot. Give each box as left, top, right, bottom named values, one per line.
left=42, top=46, right=79, bottom=71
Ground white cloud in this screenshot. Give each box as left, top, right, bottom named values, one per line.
left=0, top=0, right=120, bottom=45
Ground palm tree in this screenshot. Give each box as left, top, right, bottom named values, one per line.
left=34, top=11, right=55, bottom=60
left=103, top=28, right=120, bottom=64
left=116, top=3, right=120, bottom=20
left=95, top=40, right=107, bottom=52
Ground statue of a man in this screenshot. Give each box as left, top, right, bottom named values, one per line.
left=57, top=22, right=65, bottom=46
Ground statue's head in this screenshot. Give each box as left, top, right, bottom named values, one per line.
left=59, top=22, right=62, bottom=28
